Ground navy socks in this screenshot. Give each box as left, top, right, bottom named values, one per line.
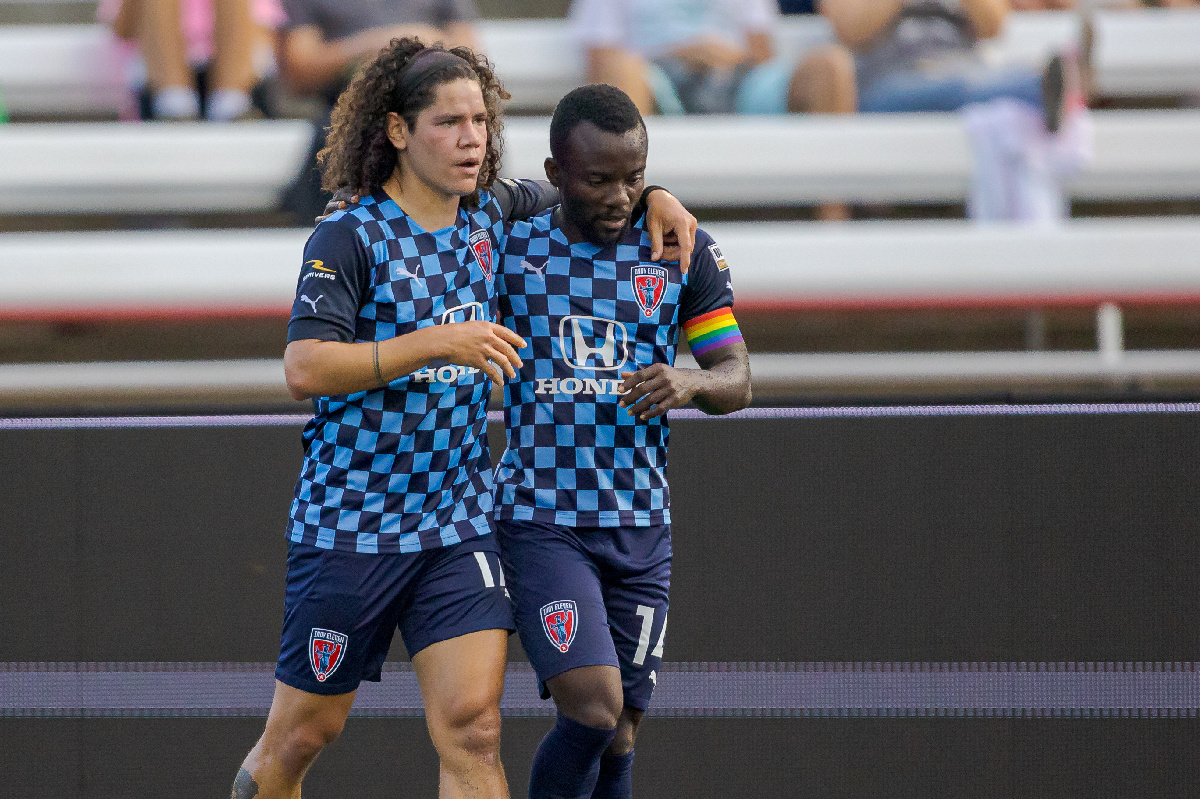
left=528, top=713, right=618, bottom=799
left=591, top=750, right=635, bottom=799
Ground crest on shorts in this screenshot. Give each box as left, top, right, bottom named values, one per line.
left=540, top=600, right=578, bottom=653
left=469, top=227, right=494, bottom=279
left=631, top=265, right=667, bottom=318
left=309, top=628, right=348, bottom=683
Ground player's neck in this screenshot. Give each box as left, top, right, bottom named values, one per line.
left=552, top=207, right=601, bottom=248
left=383, top=169, right=460, bottom=232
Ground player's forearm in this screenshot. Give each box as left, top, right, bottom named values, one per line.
left=284, top=330, right=442, bottom=400
left=689, top=350, right=752, bottom=415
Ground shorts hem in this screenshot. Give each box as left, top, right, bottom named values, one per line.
left=404, top=618, right=516, bottom=659
left=274, top=667, right=369, bottom=697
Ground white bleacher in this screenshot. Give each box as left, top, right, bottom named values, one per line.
left=2, top=218, right=1197, bottom=319
left=2, top=218, right=1199, bottom=396
left=1, top=11, right=1198, bottom=119
left=2, top=111, right=1198, bottom=215
left=503, top=111, right=1200, bottom=206
left=0, top=120, right=312, bottom=214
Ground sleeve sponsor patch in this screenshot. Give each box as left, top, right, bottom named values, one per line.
left=708, top=244, right=729, bottom=271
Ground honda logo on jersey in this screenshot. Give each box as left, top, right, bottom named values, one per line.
left=441, top=301, right=484, bottom=325
left=631, top=265, right=667, bottom=317
left=558, top=316, right=629, bottom=372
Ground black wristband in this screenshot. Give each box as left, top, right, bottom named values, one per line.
left=633, top=185, right=668, bottom=220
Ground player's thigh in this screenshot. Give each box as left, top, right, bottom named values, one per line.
left=496, top=520, right=618, bottom=684
left=602, top=529, right=672, bottom=712
left=412, top=628, right=508, bottom=749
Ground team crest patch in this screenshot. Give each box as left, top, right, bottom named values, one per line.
left=631, top=265, right=668, bottom=318
left=469, top=228, right=494, bottom=279
left=708, top=243, right=729, bottom=271
left=309, top=628, right=348, bottom=683
left=540, top=600, right=578, bottom=653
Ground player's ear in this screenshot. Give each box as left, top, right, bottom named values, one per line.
left=386, top=112, right=409, bottom=152
left=544, top=157, right=560, bottom=188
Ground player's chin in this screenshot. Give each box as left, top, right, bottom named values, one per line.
left=590, top=220, right=629, bottom=245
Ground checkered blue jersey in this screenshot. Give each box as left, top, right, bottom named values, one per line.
left=284, top=183, right=552, bottom=553
left=493, top=210, right=735, bottom=527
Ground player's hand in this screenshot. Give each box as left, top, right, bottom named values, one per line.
left=316, top=190, right=359, bottom=224
left=644, top=189, right=697, bottom=274
left=618, top=363, right=699, bottom=421
left=437, top=321, right=527, bottom=385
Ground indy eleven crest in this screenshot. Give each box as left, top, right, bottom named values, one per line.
left=631, top=264, right=667, bottom=317
left=309, top=628, right=348, bottom=682
left=540, top=600, right=578, bottom=653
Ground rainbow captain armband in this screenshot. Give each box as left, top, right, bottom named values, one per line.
left=683, top=307, right=744, bottom=357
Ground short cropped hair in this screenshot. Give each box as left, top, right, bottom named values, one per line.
left=549, top=84, right=646, bottom=162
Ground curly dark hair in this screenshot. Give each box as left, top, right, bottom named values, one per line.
left=317, top=38, right=509, bottom=201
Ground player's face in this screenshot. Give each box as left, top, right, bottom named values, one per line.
left=394, top=77, right=488, bottom=198
left=551, top=122, right=647, bottom=246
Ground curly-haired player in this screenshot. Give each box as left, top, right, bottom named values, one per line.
left=229, top=38, right=697, bottom=799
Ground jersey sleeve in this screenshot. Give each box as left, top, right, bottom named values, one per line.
left=491, top=178, right=560, bottom=222
left=679, top=229, right=745, bottom=358
left=287, top=219, right=373, bottom=343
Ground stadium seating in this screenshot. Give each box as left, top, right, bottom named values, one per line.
left=3, top=218, right=1197, bottom=318
left=3, top=111, right=1198, bottom=214
left=0, top=11, right=1197, bottom=118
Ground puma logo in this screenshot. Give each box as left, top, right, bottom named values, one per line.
left=394, top=263, right=422, bottom=280
left=300, top=294, right=322, bottom=313
left=521, top=259, right=546, bottom=278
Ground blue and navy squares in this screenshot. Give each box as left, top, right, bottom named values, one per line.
left=285, top=190, right=505, bottom=554
left=492, top=210, right=735, bottom=527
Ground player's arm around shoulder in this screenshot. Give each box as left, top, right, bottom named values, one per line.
left=618, top=230, right=752, bottom=420
left=283, top=218, right=527, bottom=399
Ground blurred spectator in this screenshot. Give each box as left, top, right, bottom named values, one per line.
left=571, top=0, right=856, bottom=117
left=779, top=0, right=818, bottom=12
left=277, top=0, right=478, bottom=221
left=822, top=0, right=1091, bottom=222
left=100, top=0, right=282, bottom=120
left=275, top=0, right=477, bottom=100
left=571, top=0, right=856, bottom=219
left=1009, top=0, right=1075, bottom=8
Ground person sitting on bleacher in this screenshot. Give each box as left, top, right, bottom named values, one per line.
left=571, top=0, right=856, bottom=118
left=275, top=0, right=478, bottom=222
left=822, top=0, right=1091, bottom=222
left=100, top=0, right=282, bottom=121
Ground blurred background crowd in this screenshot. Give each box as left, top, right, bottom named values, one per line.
left=1, top=0, right=1198, bottom=408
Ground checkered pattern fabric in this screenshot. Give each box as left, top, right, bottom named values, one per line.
left=286, top=190, right=504, bottom=553
left=493, top=211, right=735, bottom=527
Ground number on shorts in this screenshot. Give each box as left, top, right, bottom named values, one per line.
left=473, top=552, right=495, bottom=588
left=633, top=607, right=668, bottom=667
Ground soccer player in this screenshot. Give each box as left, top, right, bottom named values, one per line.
left=493, top=84, right=752, bottom=799
left=232, top=41, right=696, bottom=799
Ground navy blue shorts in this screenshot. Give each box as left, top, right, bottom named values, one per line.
left=275, top=535, right=514, bottom=696
left=496, top=520, right=671, bottom=711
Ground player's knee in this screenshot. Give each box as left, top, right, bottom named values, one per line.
left=275, top=714, right=345, bottom=772
left=606, top=710, right=642, bottom=756
left=437, top=695, right=503, bottom=763
left=558, top=679, right=623, bottom=730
